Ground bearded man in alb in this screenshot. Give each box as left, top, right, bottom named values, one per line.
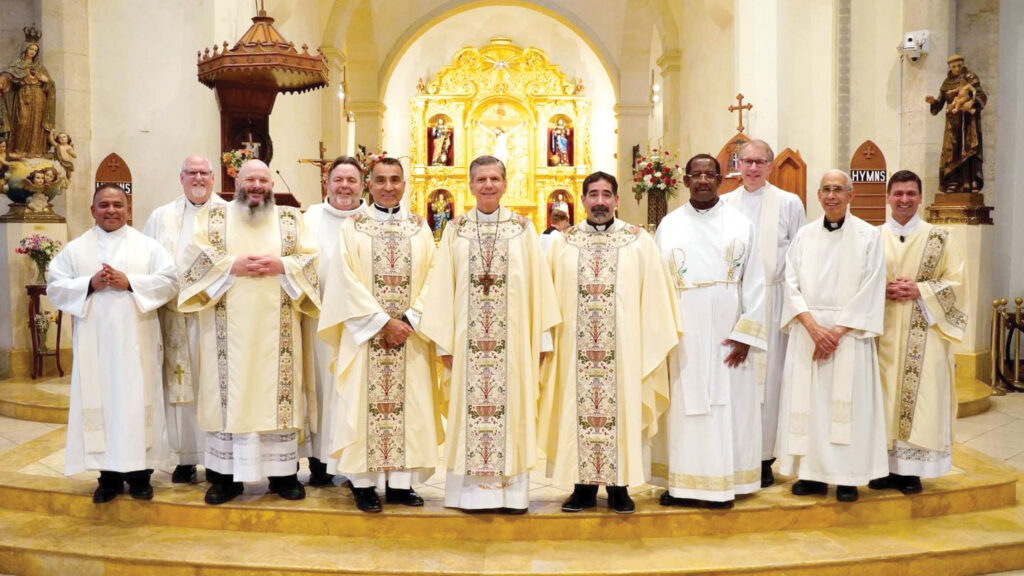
left=870, top=169, right=966, bottom=495
left=776, top=170, right=888, bottom=503
left=143, top=154, right=227, bottom=484
left=542, top=171, right=678, bottom=514
left=179, top=159, right=320, bottom=505
left=49, top=184, right=177, bottom=503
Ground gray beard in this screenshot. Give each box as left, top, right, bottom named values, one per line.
left=232, top=190, right=275, bottom=223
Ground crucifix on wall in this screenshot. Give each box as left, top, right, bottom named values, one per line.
left=298, top=140, right=331, bottom=198
left=242, top=132, right=262, bottom=157
left=729, top=93, right=753, bottom=133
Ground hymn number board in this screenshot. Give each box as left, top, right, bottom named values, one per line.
left=94, top=152, right=134, bottom=226
left=848, top=140, right=887, bottom=225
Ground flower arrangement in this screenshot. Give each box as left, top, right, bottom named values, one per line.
left=221, top=148, right=254, bottom=178
left=15, top=233, right=63, bottom=283
left=632, top=148, right=683, bottom=202
left=355, top=145, right=388, bottom=185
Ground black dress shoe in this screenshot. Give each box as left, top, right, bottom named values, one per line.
left=605, top=485, right=635, bottom=514
left=385, top=486, right=424, bottom=507
left=868, top=473, right=901, bottom=490
left=836, top=485, right=859, bottom=502
left=898, top=475, right=923, bottom=495
left=127, top=479, right=154, bottom=500
left=658, top=490, right=679, bottom=507
left=93, top=471, right=125, bottom=504
left=704, top=499, right=735, bottom=510
left=268, top=474, right=306, bottom=501
left=171, top=465, right=198, bottom=484
left=351, top=487, right=382, bottom=513
left=204, top=478, right=244, bottom=505
left=500, top=506, right=528, bottom=515
left=561, top=484, right=598, bottom=512
left=306, top=458, right=336, bottom=487
left=761, top=458, right=776, bottom=488
left=791, top=479, right=828, bottom=496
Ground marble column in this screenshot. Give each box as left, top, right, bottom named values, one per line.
left=734, top=0, right=779, bottom=145
left=616, top=102, right=654, bottom=225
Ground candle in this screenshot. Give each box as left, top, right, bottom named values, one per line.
left=346, top=111, right=356, bottom=156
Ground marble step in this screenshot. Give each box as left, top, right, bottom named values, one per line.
left=0, top=379, right=68, bottom=424
left=2, top=489, right=1024, bottom=576
left=0, top=443, right=1016, bottom=543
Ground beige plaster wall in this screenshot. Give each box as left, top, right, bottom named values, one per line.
left=994, top=0, right=1024, bottom=300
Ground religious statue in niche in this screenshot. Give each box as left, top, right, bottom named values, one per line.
left=428, top=116, right=454, bottom=166
left=546, top=189, right=574, bottom=227
left=0, top=25, right=71, bottom=222
left=548, top=117, right=573, bottom=166
left=427, top=189, right=455, bottom=242
left=926, top=54, right=986, bottom=194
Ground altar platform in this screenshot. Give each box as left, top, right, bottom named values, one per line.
left=1, top=376, right=1023, bottom=575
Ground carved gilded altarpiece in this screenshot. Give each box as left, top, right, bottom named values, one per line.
left=409, top=38, right=591, bottom=231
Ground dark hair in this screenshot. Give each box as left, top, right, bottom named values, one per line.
left=370, top=156, right=404, bottom=178
left=469, top=155, right=506, bottom=180
left=582, top=171, right=618, bottom=196
left=685, top=153, right=721, bottom=175
left=550, top=210, right=570, bottom=224
left=92, top=182, right=128, bottom=202
left=887, top=169, right=922, bottom=195
left=328, top=155, right=363, bottom=178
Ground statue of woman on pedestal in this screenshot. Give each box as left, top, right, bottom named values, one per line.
left=0, top=26, right=57, bottom=159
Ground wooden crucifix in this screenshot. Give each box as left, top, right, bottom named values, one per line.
left=729, top=93, right=753, bottom=133
left=298, top=140, right=331, bottom=199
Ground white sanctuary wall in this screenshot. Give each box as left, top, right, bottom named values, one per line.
left=994, top=0, right=1024, bottom=299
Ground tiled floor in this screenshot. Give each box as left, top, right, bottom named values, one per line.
left=958, top=392, right=1024, bottom=472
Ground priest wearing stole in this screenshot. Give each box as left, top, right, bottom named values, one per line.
left=654, top=154, right=768, bottom=509
left=179, top=160, right=320, bottom=505
left=318, top=157, right=438, bottom=512
left=776, top=170, right=888, bottom=503
left=417, top=155, right=560, bottom=514
left=720, top=140, right=806, bottom=487
left=143, top=154, right=227, bottom=485
left=301, top=155, right=367, bottom=488
left=542, top=171, right=679, bottom=514
left=871, top=170, right=966, bottom=495
left=49, top=184, right=178, bottom=503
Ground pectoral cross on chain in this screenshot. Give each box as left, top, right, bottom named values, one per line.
left=480, top=274, right=497, bottom=295
left=173, top=364, right=185, bottom=386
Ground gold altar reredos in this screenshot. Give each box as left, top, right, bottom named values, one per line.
left=409, top=38, right=591, bottom=230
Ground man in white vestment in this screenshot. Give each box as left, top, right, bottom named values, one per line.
left=179, top=160, right=320, bottom=505
left=538, top=205, right=569, bottom=255
left=720, top=140, right=805, bottom=487
left=871, top=170, right=966, bottom=495
left=776, top=170, right=888, bottom=503
left=301, top=155, right=367, bottom=488
left=542, top=171, right=678, bottom=514
left=416, top=155, right=560, bottom=514
left=653, top=154, right=768, bottom=509
left=319, top=157, right=439, bottom=512
left=143, top=154, right=227, bottom=484
left=49, top=184, right=177, bottom=503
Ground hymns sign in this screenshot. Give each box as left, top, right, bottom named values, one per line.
left=851, top=169, right=887, bottom=183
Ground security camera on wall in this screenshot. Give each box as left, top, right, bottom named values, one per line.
left=898, top=30, right=931, bottom=62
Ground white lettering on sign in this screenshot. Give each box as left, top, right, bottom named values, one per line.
left=95, top=182, right=132, bottom=194
left=851, top=170, right=887, bottom=183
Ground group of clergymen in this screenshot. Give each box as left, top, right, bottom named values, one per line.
left=47, top=139, right=965, bottom=515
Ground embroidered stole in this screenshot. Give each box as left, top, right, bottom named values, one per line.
left=565, top=224, right=640, bottom=485
left=788, top=217, right=862, bottom=455
left=356, top=216, right=421, bottom=471
left=78, top=228, right=154, bottom=454
left=896, top=227, right=947, bottom=441
left=459, top=214, right=523, bottom=476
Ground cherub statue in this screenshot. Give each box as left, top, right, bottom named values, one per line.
left=948, top=83, right=977, bottom=115
left=48, top=130, right=75, bottom=176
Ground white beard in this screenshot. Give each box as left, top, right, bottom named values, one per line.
left=232, top=191, right=275, bottom=223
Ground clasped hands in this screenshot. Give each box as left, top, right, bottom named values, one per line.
left=886, top=277, right=920, bottom=302
left=229, top=254, right=285, bottom=278
left=379, top=318, right=413, bottom=349
left=90, top=263, right=130, bottom=291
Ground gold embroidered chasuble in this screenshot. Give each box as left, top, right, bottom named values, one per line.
left=540, top=220, right=679, bottom=487
left=417, top=207, right=560, bottom=478
left=878, top=221, right=966, bottom=452
left=318, top=211, right=441, bottom=474
left=178, top=204, right=320, bottom=434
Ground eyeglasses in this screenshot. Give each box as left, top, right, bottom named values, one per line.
left=740, top=158, right=770, bottom=167
left=687, top=172, right=719, bottom=181
left=820, top=186, right=848, bottom=195
left=184, top=170, right=213, bottom=178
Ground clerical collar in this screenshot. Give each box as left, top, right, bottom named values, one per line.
left=742, top=184, right=766, bottom=195
left=323, top=199, right=363, bottom=217
left=475, top=207, right=502, bottom=222
left=689, top=198, right=720, bottom=214
left=885, top=214, right=920, bottom=241
left=823, top=216, right=846, bottom=231
left=373, top=203, right=401, bottom=214
left=95, top=224, right=128, bottom=238
left=585, top=219, right=614, bottom=232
